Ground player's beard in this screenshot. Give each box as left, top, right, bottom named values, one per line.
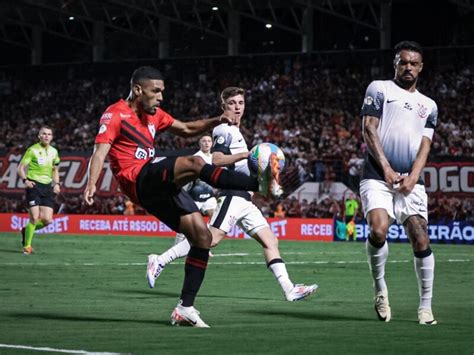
left=141, top=100, right=157, bottom=115
left=396, top=73, right=417, bottom=89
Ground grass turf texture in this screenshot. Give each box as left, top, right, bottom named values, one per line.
left=0, top=233, right=472, bottom=354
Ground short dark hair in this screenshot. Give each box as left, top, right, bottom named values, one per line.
left=220, top=87, right=245, bottom=103
left=394, top=41, right=423, bottom=57
left=39, top=126, right=53, bottom=134
left=131, top=66, right=164, bottom=85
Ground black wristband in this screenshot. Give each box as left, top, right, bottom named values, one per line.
left=23, top=178, right=28, bottom=183
left=54, top=182, right=61, bottom=186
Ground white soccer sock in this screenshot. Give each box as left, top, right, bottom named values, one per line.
left=268, top=261, right=294, bottom=294
left=414, top=252, right=435, bottom=310
left=366, top=239, right=389, bottom=294
left=175, top=232, right=187, bottom=245
left=160, top=238, right=191, bottom=264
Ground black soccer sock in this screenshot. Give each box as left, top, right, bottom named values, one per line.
left=368, top=233, right=386, bottom=249
left=180, top=246, right=210, bottom=307
left=199, top=164, right=259, bottom=191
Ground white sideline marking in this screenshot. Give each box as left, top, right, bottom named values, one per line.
left=1, top=258, right=470, bottom=267
left=0, top=343, right=127, bottom=354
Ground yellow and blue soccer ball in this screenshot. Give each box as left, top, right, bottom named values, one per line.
left=248, top=143, right=286, bottom=177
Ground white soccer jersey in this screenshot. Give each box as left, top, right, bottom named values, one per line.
left=184, top=149, right=215, bottom=203
left=212, top=123, right=250, bottom=176
left=194, top=149, right=212, bottom=165
left=210, top=123, right=269, bottom=234
left=360, top=80, right=438, bottom=181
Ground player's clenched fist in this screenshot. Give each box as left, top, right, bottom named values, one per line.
left=84, top=184, right=96, bottom=205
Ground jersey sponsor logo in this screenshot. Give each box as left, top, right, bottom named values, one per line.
left=403, top=102, right=413, bottom=110
left=100, top=112, right=113, bottom=123
left=417, top=103, right=428, bottom=119
left=135, top=147, right=155, bottom=160
left=99, top=124, right=107, bottom=134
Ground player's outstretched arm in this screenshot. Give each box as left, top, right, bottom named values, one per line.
left=84, top=143, right=111, bottom=205
left=212, top=151, right=249, bottom=167
left=167, top=110, right=237, bottom=138
left=363, top=115, right=400, bottom=186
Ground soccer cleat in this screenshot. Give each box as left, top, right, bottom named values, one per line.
left=285, top=284, right=318, bottom=301
left=23, top=246, right=34, bottom=255
left=258, top=153, right=284, bottom=198
left=418, top=308, right=437, bottom=325
left=146, top=254, right=165, bottom=288
left=374, top=290, right=391, bottom=322
left=170, top=304, right=210, bottom=328
left=21, top=227, right=26, bottom=246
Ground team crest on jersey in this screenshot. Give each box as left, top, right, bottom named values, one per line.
left=99, top=124, right=107, bottom=134
left=148, top=124, right=156, bottom=138
left=417, top=103, right=428, bottom=119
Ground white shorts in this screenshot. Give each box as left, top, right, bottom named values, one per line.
left=210, top=195, right=269, bottom=235
left=359, top=179, right=428, bottom=224
left=195, top=197, right=217, bottom=215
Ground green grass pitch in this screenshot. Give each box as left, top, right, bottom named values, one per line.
left=0, top=233, right=472, bottom=354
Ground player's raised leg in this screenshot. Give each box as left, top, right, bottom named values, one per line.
left=366, top=208, right=391, bottom=322
left=173, top=156, right=281, bottom=198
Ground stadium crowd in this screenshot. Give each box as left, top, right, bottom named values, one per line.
left=1, top=52, right=472, bottom=221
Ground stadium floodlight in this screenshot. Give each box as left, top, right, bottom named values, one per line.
left=265, top=23, right=272, bottom=29
left=68, top=16, right=74, bottom=21
left=212, top=6, right=218, bottom=11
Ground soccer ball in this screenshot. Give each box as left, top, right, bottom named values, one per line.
left=248, top=143, right=285, bottom=177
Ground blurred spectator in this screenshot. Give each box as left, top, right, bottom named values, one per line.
left=0, top=53, right=472, bottom=221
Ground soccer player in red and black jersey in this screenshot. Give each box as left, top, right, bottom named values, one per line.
left=84, top=66, right=280, bottom=327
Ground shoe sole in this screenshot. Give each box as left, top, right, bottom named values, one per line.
left=375, top=306, right=391, bottom=322
left=146, top=256, right=158, bottom=288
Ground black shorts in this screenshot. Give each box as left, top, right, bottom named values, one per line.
left=25, top=181, right=55, bottom=209
left=136, top=156, right=199, bottom=232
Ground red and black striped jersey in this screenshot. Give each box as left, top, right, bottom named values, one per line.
left=95, top=99, right=174, bottom=203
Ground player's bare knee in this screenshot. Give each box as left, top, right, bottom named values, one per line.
left=30, top=217, right=41, bottom=225
left=42, top=218, right=53, bottom=226
left=189, top=156, right=206, bottom=172
left=405, top=216, right=429, bottom=251
left=188, top=226, right=212, bottom=248
left=369, top=225, right=388, bottom=242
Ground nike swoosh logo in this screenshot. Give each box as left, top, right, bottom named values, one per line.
left=120, top=113, right=131, bottom=118
left=387, top=99, right=398, bottom=104
left=238, top=139, right=243, bottom=142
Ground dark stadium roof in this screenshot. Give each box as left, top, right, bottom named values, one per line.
left=0, top=0, right=473, bottom=65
